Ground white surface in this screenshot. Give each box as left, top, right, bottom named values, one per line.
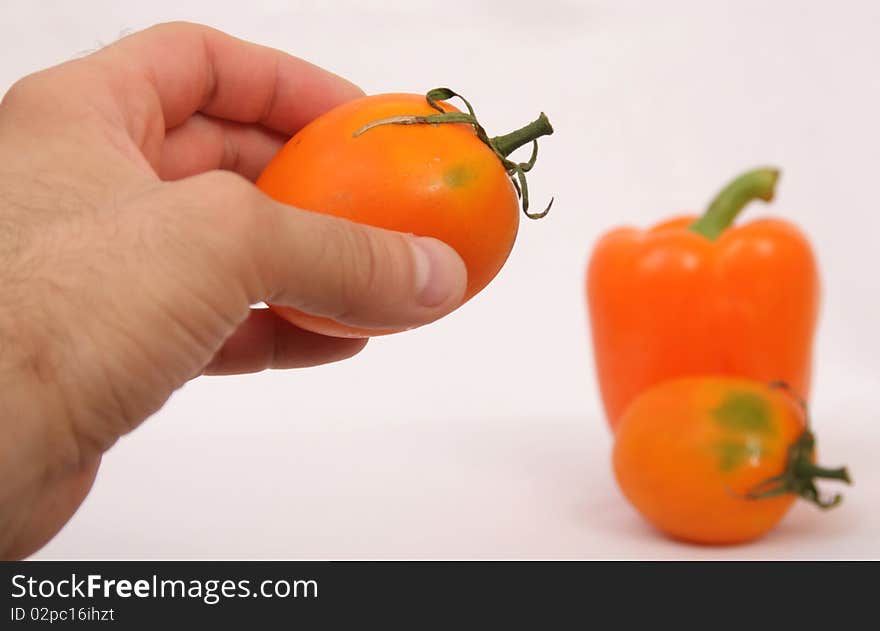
left=2, top=0, right=878, bottom=559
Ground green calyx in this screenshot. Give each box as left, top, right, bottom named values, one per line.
left=353, top=87, right=554, bottom=219
left=746, top=431, right=851, bottom=508
left=689, top=167, right=780, bottom=240
left=745, top=382, right=852, bottom=509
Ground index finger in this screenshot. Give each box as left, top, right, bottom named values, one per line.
left=97, top=21, right=364, bottom=134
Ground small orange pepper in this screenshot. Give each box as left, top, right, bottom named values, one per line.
left=587, top=168, right=819, bottom=429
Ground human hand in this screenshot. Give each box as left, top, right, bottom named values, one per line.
left=0, top=22, right=467, bottom=559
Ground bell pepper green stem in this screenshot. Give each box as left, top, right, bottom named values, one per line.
left=689, top=167, right=780, bottom=240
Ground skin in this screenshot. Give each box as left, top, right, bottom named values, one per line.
left=257, top=93, right=521, bottom=338
left=0, top=22, right=468, bottom=559
left=587, top=214, right=819, bottom=428
left=612, top=377, right=806, bottom=545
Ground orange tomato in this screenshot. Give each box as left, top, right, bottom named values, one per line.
left=612, top=377, right=850, bottom=545
left=256, top=90, right=552, bottom=338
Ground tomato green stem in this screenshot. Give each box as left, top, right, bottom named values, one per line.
left=490, top=113, right=554, bottom=159
left=796, top=462, right=851, bottom=483
left=689, top=167, right=780, bottom=240
left=353, top=87, right=554, bottom=219
left=746, top=430, right=851, bottom=509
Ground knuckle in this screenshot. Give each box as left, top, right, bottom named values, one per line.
left=2, top=62, right=104, bottom=128
left=175, top=171, right=272, bottom=295
left=332, top=223, right=401, bottom=321
left=1, top=73, right=45, bottom=109
left=191, top=168, right=253, bottom=196
left=344, top=224, right=382, bottom=295
left=145, top=20, right=212, bottom=38
left=189, top=171, right=262, bottom=228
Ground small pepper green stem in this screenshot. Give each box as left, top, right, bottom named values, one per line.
left=689, top=167, right=780, bottom=240
left=490, top=113, right=554, bottom=158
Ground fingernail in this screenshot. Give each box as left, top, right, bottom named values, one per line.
left=410, top=236, right=466, bottom=308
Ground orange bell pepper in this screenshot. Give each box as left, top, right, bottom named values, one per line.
left=586, top=168, right=819, bottom=429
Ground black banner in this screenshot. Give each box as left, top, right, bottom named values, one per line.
left=0, top=561, right=870, bottom=626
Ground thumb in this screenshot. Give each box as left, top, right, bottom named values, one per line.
left=189, top=171, right=469, bottom=331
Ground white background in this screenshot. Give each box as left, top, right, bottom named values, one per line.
left=2, top=0, right=878, bottom=559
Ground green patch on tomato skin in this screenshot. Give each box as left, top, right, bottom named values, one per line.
left=443, top=164, right=476, bottom=189
left=712, top=392, right=775, bottom=435
left=713, top=439, right=766, bottom=472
